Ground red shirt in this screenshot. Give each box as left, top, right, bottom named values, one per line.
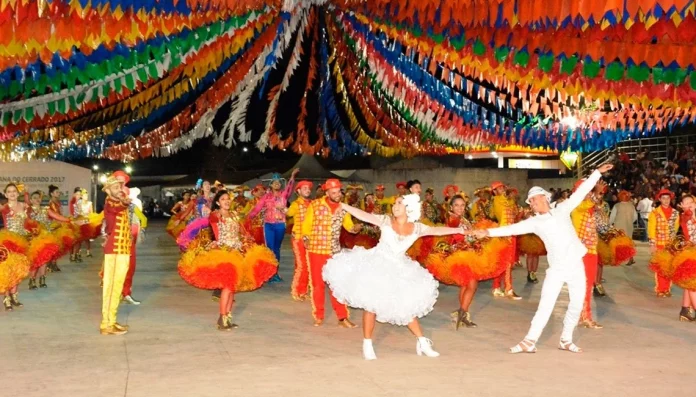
left=103, top=197, right=131, bottom=255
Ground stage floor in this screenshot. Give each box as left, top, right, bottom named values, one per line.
left=2, top=220, right=694, bottom=397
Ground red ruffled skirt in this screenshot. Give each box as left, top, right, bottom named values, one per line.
left=650, top=246, right=696, bottom=290
left=28, top=231, right=62, bottom=270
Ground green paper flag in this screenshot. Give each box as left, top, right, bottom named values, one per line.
left=495, top=47, right=509, bottom=63
left=560, top=56, right=578, bottom=75
left=1, top=111, right=10, bottom=126
left=538, top=54, right=554, bottom=73
left=47, top=101, right=56, bottom=116
left=125, top=73, right=136, bottom=91
left=627, top=64, right=650, bottom=82
left=583, top=60, right=601, bottom=78
left=57, top=98, right=67, bottom=114
left=24, top=107, right=34, bottom=123
left=473, top=39, right=486, bottom=56
left=605, top=62, right=624, bottom=81
left=514, top=51, right=530, bottom=67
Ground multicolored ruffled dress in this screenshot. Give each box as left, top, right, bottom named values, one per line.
left=74, top=200, right=103, bottom=241
left=424, top=214, right=513, bottom=287
left=595, top=200, right=636, bottom=266
left=0, top=206, right=32, bottom=293
left=166, top=200, right=197, bottom=240
left=650, top=210, right=696, bottom=293
left=178, top=210, right=278, bottom=292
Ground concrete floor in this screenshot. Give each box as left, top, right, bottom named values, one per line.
left=2, top=220, right=694, bottom=397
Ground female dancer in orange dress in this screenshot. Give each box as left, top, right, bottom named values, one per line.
left=166, top=190, right=196, bottom=239
left=178, top=190, right=278, bottom=330
left=425, top=195, right=513, bottom=329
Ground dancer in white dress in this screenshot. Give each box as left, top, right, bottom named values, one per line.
left=323, top=194, right=466, bottom=360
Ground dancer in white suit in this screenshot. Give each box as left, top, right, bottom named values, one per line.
left=467, top=163, right=614, bottom=354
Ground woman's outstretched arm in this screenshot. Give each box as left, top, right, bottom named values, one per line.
left=340, top=203, right=381, bottom=226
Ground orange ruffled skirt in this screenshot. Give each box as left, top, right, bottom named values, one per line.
left=0, top=249, right=30, bottom=293
left=598, top=232, right=636, bottom=266
left=424, top=237, right=514, bottom=286
left=650, top=247, right=696, bottom=290
left=178, top=245, right=278, bottom=292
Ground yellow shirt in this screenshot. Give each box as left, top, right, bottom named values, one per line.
left=287, top=196, right=311, bottom=239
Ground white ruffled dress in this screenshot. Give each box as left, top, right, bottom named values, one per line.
left=323, top=215, right=439, bottom=326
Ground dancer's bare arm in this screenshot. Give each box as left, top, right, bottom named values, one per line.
left=340, top=203, right=381, bottom=225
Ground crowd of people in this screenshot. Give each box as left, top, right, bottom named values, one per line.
left=4, top=153, right=696, bottom=361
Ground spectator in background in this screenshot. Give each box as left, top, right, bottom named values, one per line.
left=611, top=191, right=638, bottom=262
left=636, top=194, right=654, bottom=242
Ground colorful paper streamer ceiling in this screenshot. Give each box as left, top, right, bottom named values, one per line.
left=1, top=0, right=696, bottom=162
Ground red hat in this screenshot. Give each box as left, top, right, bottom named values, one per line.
left=375, top=184, right=385, bottom=191
left=252, top=184, right=265, bottom=193
left=655, top=188, right=675, bottom=201
left=442, top=184, right=459, bottom=198
left=396, top=182, right=407, bottom=189
left=490, top=181, right=505, bottom=191
left=323, top=179, right=342, bottom=190
left=295, top=180, right=313, bottom=191
left=618, top=191, right=632, bottom=202
left=113, top=170, right=130, bottom=185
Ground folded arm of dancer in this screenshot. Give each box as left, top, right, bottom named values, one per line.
left=340, top=203, right=464, bottom=236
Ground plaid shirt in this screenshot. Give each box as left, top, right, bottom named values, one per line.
left=571, top=199, right=598, bottom=254
left=648, top=206, right=679, bottom=247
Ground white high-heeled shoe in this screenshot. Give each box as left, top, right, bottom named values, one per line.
left=363, top=339, right=377, bottom=360
left=416, top=337, right=439, bottom=357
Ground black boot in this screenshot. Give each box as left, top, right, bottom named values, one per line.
left=39, top=276, right=47, bottom=288
left=217, top=315, right=231, bottom=331
left=527, top=272, right=538, bottom=284
left=28, top=278, right=37, bottom=290
left=10, top=293, right=22, bottom=308
left=211, top=289, right=221, bottom=302
left=679, top=307, right=696, bottom=322
left=3, top=296, right=12, bottom=311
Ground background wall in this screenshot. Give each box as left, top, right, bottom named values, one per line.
left=0, top=161, right=92, bottom=205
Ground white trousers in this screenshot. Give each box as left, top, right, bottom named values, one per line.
left=525, top=260, right=586, bottom=342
